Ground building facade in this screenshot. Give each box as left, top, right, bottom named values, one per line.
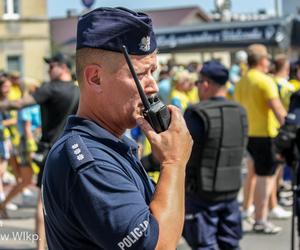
left=281, top=0, right=300, bottom=17
left=49, top=5, right=300, bottom=68
left=0, top=0, right=50, bottom=81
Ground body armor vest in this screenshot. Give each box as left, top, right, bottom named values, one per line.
left=187, top=99, right=248, bottom=194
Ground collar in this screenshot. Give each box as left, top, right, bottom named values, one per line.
left=209, top=96, right=226, bottom=101
left=65, top=116, right=138, bottom=154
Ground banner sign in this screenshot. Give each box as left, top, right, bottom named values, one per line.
left=156, top=24, right=288, bottom=50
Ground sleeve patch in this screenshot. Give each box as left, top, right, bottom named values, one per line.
left=65, top=135, right=94, bottom=172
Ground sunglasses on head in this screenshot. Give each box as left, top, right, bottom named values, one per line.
left=195, top=78, right=206, bottom=85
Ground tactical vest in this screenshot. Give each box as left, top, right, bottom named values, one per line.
left=187, top=99, right=248, bottom=194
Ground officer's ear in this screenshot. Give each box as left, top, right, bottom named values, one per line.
left=84, top=64, right=102, bottom=93
left=201, top=81, right=209, bottom=92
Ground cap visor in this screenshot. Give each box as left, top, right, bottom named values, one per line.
left=43, top=58, right=51, bottom=64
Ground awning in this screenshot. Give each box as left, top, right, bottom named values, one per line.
left=155, top=16, right=294, bottom=52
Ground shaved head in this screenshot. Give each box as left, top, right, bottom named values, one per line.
left=76, top=48, right=123, bottom=86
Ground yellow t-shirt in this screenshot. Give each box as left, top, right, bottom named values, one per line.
left=240, top=62, right=248, bottom=76
left=273, top=76, right=295, bottom=110
left=170, top=89, right=190, bottom=112
left=234, top=69, right=279, bottom=138
left=8, top=84, right=22, bottom=101
left=289, top=79, right=300, bottom=92
left=186, top=86, right=199, bottom=104
left=6, top=84, right=22, bottom=144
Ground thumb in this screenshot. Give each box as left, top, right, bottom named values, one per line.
left=136, top=117, right=158, bottom=141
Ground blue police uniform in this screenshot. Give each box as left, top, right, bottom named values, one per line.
left=42, top=116, right=159, bottom=249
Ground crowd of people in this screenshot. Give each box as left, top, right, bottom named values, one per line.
left=0, top=52, right=79, bottom=250
left=0, top=6, right=300, bottom=250
left=127, top=44, right=300, bottom=247
left=0, top=71, right=40, bottom=215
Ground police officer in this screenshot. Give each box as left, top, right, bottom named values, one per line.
left=42, top=7, right=193, bottom=250
left=183, top=61, right=248, bottom=250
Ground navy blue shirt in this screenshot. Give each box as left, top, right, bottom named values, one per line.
left=42, top=116, right=159, bottom=250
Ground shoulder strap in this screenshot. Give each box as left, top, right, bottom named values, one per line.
left=64, top=134, right=94, bottom=172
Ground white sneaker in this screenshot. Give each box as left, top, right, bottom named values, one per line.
left=253, top=221, right=282, bottom=234
left=269, top=205, right=292, bottom=219
left=22, top=188, right=33, bottom=196
left=242, top=205, right=255, bottom=218
left=242, top=216, right=255, bottom=232
left=279, top=190, right=293, bottom=198
left=279, top=197, right=293, bottom=207
left=5, top=203, right=18, bottom=211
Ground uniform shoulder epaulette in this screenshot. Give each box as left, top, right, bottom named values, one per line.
left=64, top=134, right=94, bottom=172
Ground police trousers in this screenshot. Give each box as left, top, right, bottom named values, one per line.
left=183, top=195, right=242, bottom=250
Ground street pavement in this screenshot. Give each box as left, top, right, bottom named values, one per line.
left=0, top=185, right=38, bottom=250
left=0, top=186, right=297, bottom=250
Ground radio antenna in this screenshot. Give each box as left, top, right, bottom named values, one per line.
left=121, top=45, right=151, bottom=110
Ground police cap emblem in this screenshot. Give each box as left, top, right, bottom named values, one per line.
left=139, top=36, right=151, bottom=52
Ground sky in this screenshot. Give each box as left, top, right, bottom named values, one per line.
left=48, top=0, right=277, bottom=18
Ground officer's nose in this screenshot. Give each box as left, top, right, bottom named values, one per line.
left=143, top=73, right=158, bottom=96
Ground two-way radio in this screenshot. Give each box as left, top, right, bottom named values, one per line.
left=121, top=45, right=171, bottom=133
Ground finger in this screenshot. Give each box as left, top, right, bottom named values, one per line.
left=167, top=105, right=185, bottom=128
left=136, top=117, right=158, bottom=141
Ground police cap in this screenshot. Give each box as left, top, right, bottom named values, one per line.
left=76, top=7, right=157, bottom=55
left=200, top=60, right=229, bottom=85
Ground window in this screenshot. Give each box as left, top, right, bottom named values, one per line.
left=7, top=55, right=22, bottom=73
left=3, top=0, right=20, bottom=20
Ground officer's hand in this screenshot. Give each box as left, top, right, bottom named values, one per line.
left=137, top=105, right=193, bottom=169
